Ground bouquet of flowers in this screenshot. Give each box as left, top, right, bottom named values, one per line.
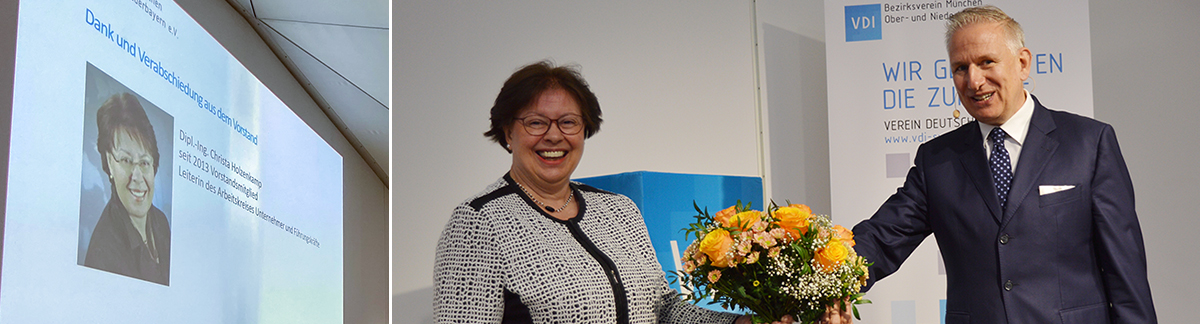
left=677, top=201, right=870, bottom=323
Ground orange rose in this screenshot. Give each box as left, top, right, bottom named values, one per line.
left=833, top=225, right=855, bottom=247
left=699, top=228, right=734, bottom=267
left=773, top=205, right=812, bottom=240
left=816, top=238, right=849, bottom=272
left=713, top=206, right=737, bottom=228
left=719, top=210, right=762, bottom=231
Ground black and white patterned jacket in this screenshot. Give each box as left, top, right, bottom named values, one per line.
left=435, top=174, right=740, bottom=324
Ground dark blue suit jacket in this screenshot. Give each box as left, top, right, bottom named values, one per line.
left=852, top=96, right=1155, bottom=323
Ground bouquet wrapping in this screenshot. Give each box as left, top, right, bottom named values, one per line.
left=677, top=201, right=870, bottom=323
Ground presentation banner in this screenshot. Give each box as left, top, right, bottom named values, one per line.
left=824, top=1, right=1091, bottom=323
left=3, top=0, right=343, bottom=322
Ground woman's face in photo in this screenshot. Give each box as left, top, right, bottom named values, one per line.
left=107, top=129, right=156, bottom=218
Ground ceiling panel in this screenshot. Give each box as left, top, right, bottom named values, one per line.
left=250, top=0, right=387, bottom=28
left=263, top=19, right=388, bottom=106
left=222, top=0, right=389, bottom=183
left=259, top=25, right=389, bottom=178
left=227, top=0, right=253, bottom=13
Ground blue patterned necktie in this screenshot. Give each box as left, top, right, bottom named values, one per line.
left=989, top=127, right=1013, bottom=210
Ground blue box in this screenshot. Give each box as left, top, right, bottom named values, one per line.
left=575, top=171, right=763, bottom=311
left=845, top=4, right=883, bottom=42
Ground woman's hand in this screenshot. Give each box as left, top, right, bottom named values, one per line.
left=820, top=299, right=853, bottom=324
left=733, top=314, right=795, bottom=324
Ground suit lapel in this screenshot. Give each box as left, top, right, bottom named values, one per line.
left=956, top=122, right=1004, bottom=225
left=1001, top=98, right=1059, bottom=225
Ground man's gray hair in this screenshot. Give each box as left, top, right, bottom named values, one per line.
left=945, top=5, right=1025, bottom=54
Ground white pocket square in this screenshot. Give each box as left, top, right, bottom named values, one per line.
left=1039, top=185, right=1075, bottom=195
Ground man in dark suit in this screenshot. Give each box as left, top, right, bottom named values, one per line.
left=846, top=6, right=1156, bottom=324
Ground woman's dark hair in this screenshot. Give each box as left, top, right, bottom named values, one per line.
left=484, top=60, right=602, bottom=152
left=96, top=92, right=160, bottom=176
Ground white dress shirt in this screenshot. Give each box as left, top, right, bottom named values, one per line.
left=978, top=90, right=1034, bottom=172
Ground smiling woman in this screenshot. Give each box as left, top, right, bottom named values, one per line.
left=433, top=61, right=753, bottom=323
left=83, top=92, right=172, bottom=286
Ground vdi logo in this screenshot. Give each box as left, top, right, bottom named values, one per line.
left=845, top=4, right=882, bottom=42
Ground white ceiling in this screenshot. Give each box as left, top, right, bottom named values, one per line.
left=224, top=0, right=389, bottom=184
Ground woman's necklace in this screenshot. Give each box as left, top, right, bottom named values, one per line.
left=514, top=181, right=572, bottom=213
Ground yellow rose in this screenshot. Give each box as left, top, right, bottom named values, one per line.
left=699, top=228, right=734, bottom=267
left=833, top=225, right=855, bottom=247
left=719, top=210, right=762, bottom=231
left=816, top=238, right=849, bottom=272
left=773, top=205, right=812, bottom=240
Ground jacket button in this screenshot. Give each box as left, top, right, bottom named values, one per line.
left=1004, top=280, right=1014, bottom=291
left=999, top=234, right=1010, bottom=244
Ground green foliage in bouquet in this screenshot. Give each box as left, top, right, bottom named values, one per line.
left=675, top=201, right=871, bottom=323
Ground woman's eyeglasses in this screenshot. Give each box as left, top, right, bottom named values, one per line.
left=517, top=115, right=583, bottom=136
left=111, top=154, right=154, bottom=173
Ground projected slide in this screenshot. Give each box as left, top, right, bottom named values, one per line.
left=4, top=0, right=343, bottom=322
